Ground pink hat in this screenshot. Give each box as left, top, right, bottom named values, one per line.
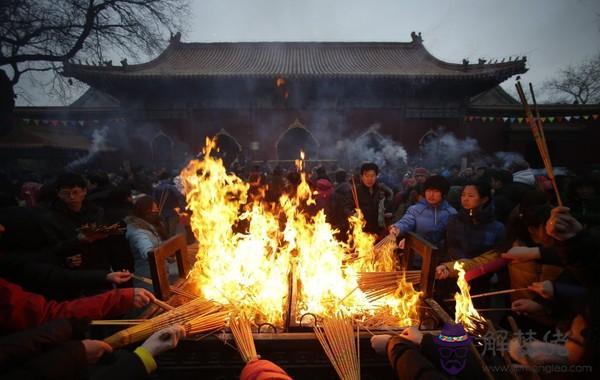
left=414, top=167, right=430, bottom=177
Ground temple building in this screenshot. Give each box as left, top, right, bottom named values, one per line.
left=10, top=32, right=600, bottom=170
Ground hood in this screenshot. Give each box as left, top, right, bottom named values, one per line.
left=124, top=215, right=159, bottom=235
left=513, top=169, right=536, bottom=186
left=316, top=178, right=333, bottom=191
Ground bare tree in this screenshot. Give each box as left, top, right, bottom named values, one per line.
left=0, top=0, right=189, bottom=101
left=543, top=52, right=600, bottom=104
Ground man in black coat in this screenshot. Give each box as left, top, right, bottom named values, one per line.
left=354, top=163, right=390, bottom=236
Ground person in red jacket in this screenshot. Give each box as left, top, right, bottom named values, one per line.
left=0, top=277, right=154, bottom=332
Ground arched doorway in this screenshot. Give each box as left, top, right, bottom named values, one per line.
left=214, top=129, right=242, bottom=168
left=276, top=119, right=319, bottom=160
left=152, top=133, right=173, bottom=169
left=418, top=128, right=439, bottom=148
left=357, top=129, right=386, bottom=151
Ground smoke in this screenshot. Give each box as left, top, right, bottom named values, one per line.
left=336, top=124, right=407, bottom=183
left=492, top=151, right=525, bottom=169
left=416, top=129, right=479, bottom=169
left=66, top=126, right=109, bottom=170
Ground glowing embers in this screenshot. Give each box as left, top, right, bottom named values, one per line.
left=181, top=137, right=421, bottom=329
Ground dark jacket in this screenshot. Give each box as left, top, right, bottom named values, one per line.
left=0, top=319, right=149, bottom=380
left=356, top=182, right=386, bottom=234
left=326, top=182, right=354, bottom=236
left=445, top=202, right=505, bottom=262
left=568, top=196, right=600, bottom=228
left=41, top=199, right=105, bottom=258
left=491, top=187, right=515, bottom=225
left=0, top=319, right=88, bottom=380
left=0, top=254, right=108, bottom=298
left=87, top=184, right=133, bottom=224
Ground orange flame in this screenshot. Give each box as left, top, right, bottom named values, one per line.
left=181, top=138, right=420, bottom=327
left=453, top=262, right=485, bottom=332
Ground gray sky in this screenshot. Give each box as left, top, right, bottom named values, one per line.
left=16, top=0, right=600, bottom=105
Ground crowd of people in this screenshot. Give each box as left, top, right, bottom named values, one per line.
left=0, top=155, right=599, bottom=379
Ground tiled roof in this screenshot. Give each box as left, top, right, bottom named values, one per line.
left=63, top=39, right=527, bottom=81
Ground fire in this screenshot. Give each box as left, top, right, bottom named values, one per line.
left=181, top=137, right=421, bottom=328
left=453, top=262, right=485, bottom=332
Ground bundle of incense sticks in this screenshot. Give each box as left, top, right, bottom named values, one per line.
left=357, top=271, right=421, bottom=301
left=103, top=297, right=226, bottom=348
left=313, top=312, right=361, bottom=380
left=157, top=190, right=168, bottom=215
left=515, top=81, right=563, bottom=206
left=184, top=308, right=230, bottom=335
left=372, top=234, right=397, bottom=261
left=229, top=313, right=258, bottom=362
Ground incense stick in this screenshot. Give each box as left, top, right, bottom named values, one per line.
left=476, top=308, right=513, bottom=313
left=132, top=274, right=153, bottom=285
left=91, top=319, right=145, bottom=326
left=158, top=189, right=168, bottom=215
left=515, top=81, right=563, bottom=206
left=152, top=298, right=175, bottom=311
left=350, top=176, right=360, bottom=210
left=445, top=287, right=529, bottom=302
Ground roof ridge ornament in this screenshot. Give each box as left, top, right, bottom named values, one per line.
left=410, top=31, right=423, bottom=44
left=289, top=118, right=306, bottom=129
left=170, top=32, right=182, bottom=44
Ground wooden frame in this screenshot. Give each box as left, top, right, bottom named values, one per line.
left=402, top=232, right=437, bottom=298
left=148, top=233, right=191, bottom=300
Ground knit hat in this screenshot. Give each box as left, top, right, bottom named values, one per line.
left=414, top=167, right=430, bottom=177
left=423, top=175, right=450, bottom=196
left=240, top=359, right=292, bottom=380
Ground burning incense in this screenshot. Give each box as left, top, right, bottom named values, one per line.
left=184, top=309, right=230, bottom=335
left=515, top=81, right=563, bottom=206
left=229, top=313, right=258, bottom=362
left=357, top=271, right=421, bottom=301
left=314, top=312, right=360, bottom=380
left=372, top=234, right=397, bottom=263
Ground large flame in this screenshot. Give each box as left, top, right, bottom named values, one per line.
left=453, top=262, right=485, bottom=332
left=181, top=138, right=420, bottom=328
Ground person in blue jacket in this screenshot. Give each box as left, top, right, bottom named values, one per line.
left=390, top=175, right=456, bottom=267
